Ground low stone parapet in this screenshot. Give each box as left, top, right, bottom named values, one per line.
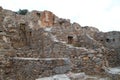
left=2, top=57, right=71, bottom=80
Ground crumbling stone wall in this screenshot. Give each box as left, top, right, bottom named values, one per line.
left=0, top=7, right=120, bottom=80
left=1, top=58, right=70, bottom=80
left=40, top=10, right=55, bottom=27
left=95, top=31, right=120, bottom=49
left=95, top=31, right=120, bottom=66
left=104, top=32, right=120, bottom=50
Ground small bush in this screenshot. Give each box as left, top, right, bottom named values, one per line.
left=16, top=9, right=28, bottom=15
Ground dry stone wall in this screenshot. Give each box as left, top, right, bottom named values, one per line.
left=95, top=31, right=120, bottom=66
left=2, top=58, right=70, bottom=80
left=0, top=6, right=120, bottom=80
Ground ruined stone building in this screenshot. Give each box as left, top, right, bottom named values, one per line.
left=0, top=6, right=120, bottom=80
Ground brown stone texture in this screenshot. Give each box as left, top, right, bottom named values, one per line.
left=0, top=7, right=120, bottom=80
left=2, top=58, right=70, bottom=80
left=40, top=10, right=54, bottom=27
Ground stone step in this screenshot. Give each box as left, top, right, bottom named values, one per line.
left=9, top=57, right=70, bottom=61
left=36, top=74, right=70, bottom=80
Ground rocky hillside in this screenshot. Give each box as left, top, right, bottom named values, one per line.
left=0, top=6, right=120, bottom=80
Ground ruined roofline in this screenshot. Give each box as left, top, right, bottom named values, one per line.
left=1, top=6, right=120, bottom=33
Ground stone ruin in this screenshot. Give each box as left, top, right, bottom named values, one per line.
left=0, top=6, right=120, bottom=80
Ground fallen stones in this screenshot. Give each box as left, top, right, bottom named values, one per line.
left=36, top=72, right=110, bottom=80
left=36, top=74, right=70, bottom=80
left=105, top=67, right=120, bottom=80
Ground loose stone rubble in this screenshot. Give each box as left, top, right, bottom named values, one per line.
left=0, top=6, right=120, bottom=80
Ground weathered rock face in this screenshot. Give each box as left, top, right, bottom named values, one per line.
left=40, top=10, right=55, bottom=27
left=0, top=7, right=120, bottom=80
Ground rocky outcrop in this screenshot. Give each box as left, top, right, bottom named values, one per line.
left=0, top=7, right=120, bottom=80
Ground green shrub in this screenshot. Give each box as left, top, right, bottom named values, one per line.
left=16, top=9, right=28, bottom=15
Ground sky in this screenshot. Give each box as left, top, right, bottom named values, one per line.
left=0, top=0, right=120, bottom=32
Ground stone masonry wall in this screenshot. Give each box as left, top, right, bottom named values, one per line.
left=1, top=57, right=70, bottom=80
left=0, top=7, right=120, bottom=80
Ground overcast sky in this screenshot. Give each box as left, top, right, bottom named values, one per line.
left=0, top=0, right=120, bottom=32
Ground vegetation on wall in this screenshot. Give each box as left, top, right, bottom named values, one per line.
left=15, top=9, right=28, bottom=15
